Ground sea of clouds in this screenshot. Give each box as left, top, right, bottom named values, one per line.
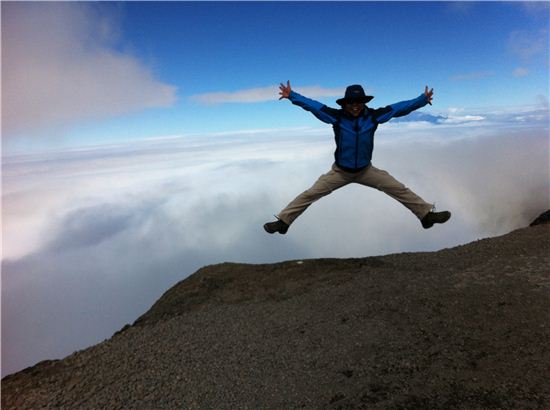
left=2, top=115, right=549, bottom=376
left=2, top=0, right=549, bottom=379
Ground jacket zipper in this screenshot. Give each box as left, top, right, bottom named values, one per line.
left=335, top=120, right=342, bottom=165
left=354, top=118, right=360, bottom=169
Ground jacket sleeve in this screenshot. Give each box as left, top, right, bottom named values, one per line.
left=288, top=90, right=339, bottom=124
left=372, top=93, right=429, bottom=124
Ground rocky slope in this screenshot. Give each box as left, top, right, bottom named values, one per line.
left=3, top=215, right=550, bottom=409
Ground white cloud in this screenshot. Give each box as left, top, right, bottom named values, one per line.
left=190, top=85, right=344, bottom=105
left=508, top=29, right=549, bottom=64
left=512, top=67, right=530, bottom=77
left=440, top=115, right=485, bottom=124
left=450, top=71, right=495, bottom=81
left=1, top=3, right=177, bottom=135
left=297, top=86, right=346, bottom=99
left=190, top=86, right=279, bottom=105
left=520, top=1, right=550, bottom=16
left=446, top=2, right=475, bottom=14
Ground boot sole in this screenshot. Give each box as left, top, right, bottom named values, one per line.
left=263, top=223, right=288, bottom=234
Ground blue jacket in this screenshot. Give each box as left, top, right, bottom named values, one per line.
left=288, top=90, right=429, bottom=171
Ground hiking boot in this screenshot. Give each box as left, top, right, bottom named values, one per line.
left=263, top=218, right=289, bottom=234
left=421, top=210, right=451, bottom=229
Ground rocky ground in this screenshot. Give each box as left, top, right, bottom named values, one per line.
left=2, top=216, right=549, bottom=409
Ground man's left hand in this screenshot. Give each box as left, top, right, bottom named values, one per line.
left=424, top=86, right=434, bottom=105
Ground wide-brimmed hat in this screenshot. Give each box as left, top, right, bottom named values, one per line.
left=336, top=84, right=373, bottom=106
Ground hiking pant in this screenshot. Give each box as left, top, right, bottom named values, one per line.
left=277, top=163, right=433, bottom=225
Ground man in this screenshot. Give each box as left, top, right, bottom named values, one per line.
left=264, top=81, right=451, bottom=234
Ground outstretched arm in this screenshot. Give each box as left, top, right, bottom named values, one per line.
left=373, top=85, right=434, bottom=124
left=278, top=80, right=338, bottom=124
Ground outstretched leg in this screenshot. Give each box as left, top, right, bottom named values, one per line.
left=264, top=165, right=351, bottom=234
left=356, top=165, right=434, bottom=219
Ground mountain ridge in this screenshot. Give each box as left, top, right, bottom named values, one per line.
left=3, top=213, right=549, bottom=409
left=131, top=214, right=549, bottom=330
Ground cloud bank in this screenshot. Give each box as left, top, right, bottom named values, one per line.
left=1, top=2, right=177, bottom=135
left=2, top=111, right=549, bottom=376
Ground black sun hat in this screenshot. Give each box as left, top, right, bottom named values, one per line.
left=336, top=84, right=374, bottom=106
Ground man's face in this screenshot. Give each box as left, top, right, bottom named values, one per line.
left=345, top=101, right=364, bottom=117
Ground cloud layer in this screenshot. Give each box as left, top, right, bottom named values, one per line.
left=2, top=112, right=549, bottom=376
left=1, top=3, right=177, bottom=135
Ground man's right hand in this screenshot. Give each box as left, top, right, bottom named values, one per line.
left=279, top=80, right=292, bottom=100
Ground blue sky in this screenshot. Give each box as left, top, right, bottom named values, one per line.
left=2, top=1, right=549, bottom=152
left=2, top=1, right=549, bottom=376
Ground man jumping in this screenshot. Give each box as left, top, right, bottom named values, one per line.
left=264, top=81, right=451, bottom=234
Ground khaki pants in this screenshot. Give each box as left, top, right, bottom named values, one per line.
left=278, top=163, right=433, bottom=225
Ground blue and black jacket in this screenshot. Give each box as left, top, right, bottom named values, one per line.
left=288, top=90, right=429, bottom=172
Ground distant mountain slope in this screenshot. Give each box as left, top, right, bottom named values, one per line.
left=3, top=216, right=549, bottom=409
left=389, top=111, right=447, bottom=124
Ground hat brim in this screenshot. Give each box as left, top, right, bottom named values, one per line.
left=336, top=95, right=374, bottom=106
